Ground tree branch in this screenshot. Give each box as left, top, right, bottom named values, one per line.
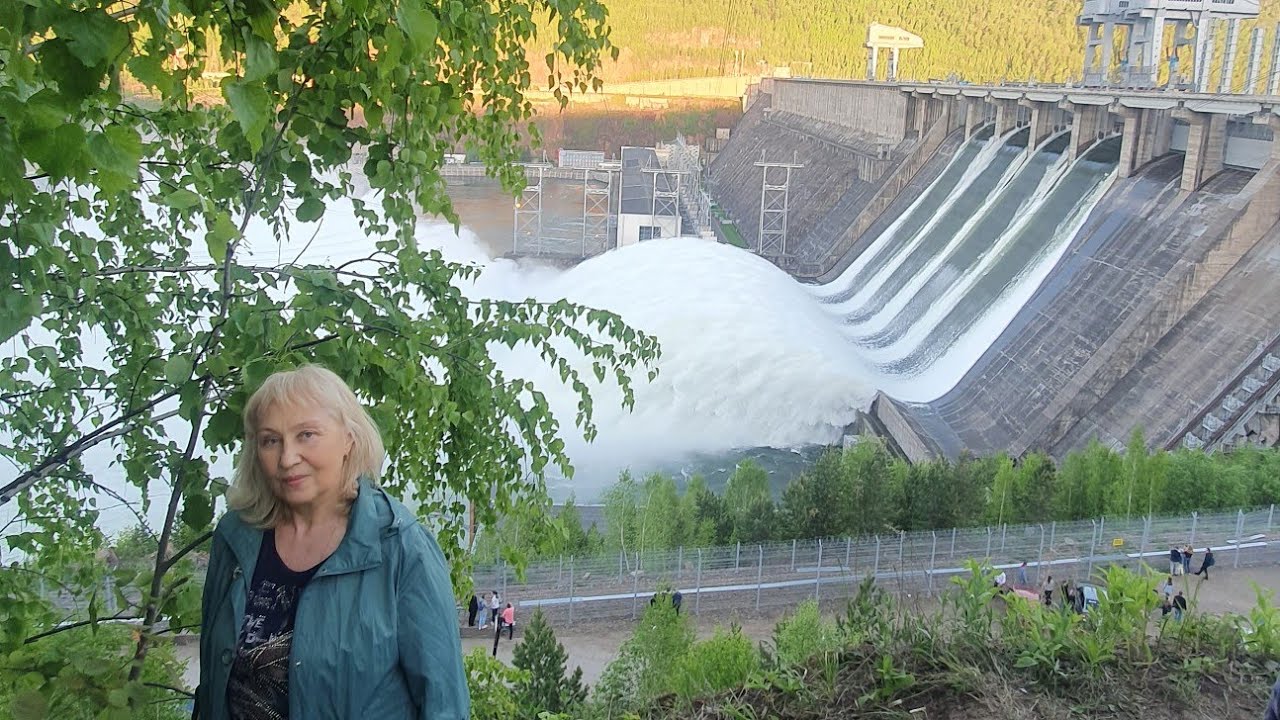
left=161, top=530, right=213, bottom=573
left=24, top=613, right=142, bottom=645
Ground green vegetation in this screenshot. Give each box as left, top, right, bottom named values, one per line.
left=499, top=566, right=1277, bottom=719
left=484, top=433, right=1280, bottom=561
left=512, top=610, right=589, bottom=716
left=2, top=0, right=657, bottom=714
left=532, top=0, right=1280, bottom=88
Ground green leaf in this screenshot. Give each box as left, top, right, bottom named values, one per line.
left=53, top=9, right=129, bottom=68
left=296, top=197, right=325, bottom=222
left=11, top=690, right=47, bottom=720
left=182, top=491, right=214, bottom=533
left=164, top=356, right=193, bottom=385
left=243, top=33, right=278, bottom=83
left=396, top=1, right=439, bottom=52
left=206, top=212, right=237, bottom=264
left=224, top=81, right=271, bottom=153
left=161, top=188, right=201, bottom=210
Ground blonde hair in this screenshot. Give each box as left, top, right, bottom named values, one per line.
left=227, top=365, right=385, bottom=528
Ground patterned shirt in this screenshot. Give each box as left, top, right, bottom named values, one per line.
left=227, top=530, right=321, bottom=720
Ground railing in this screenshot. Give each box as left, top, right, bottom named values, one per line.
left=472, top=507, right=1278, bottom=626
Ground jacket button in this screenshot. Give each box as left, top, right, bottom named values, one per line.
left=221, top=649, right=233, bottom=666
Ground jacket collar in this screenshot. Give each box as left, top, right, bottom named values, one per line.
left=216, top=477, right=400, bottom=578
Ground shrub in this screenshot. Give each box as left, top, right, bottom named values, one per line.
left=512, top=610, right=588, bottom=715
left=673, top=625, right=761, bottom=702
left=771, top=599, right=843, bottom=668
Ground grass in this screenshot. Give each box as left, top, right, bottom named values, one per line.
left=617, top=566, right=1279, bottom=720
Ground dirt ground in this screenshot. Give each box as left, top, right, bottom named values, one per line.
left=462, top=564, right=1280, bottom=686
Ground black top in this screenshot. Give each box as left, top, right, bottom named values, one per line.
left=227, top=530, right=322, bottom=720
left=1173, top=594, right=1188, bottom=610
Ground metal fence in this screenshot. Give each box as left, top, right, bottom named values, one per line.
left=473, top=507, right=1280, bottom=627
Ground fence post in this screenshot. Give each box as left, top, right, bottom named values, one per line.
left=1048, top=521, right=1056, bottom=556
left=501, top=561, right=508, bottom=603
left=1270, top=504, right=1275, bottom=532
left=815, top=539, right=823, bottom=604
left=618, top=551, right=624, bottom=584
left=873, top=535, right=881, bottom=580
left=568, top=556, right=575, bottom=625
left=1189, top=512, right=1198, bottom=548
left=898, top=531, right=905, bottom=571
left=950, top=527, right=957, bottom=559
left=1000, top=523, right=1007, bottom=552
left=1087, top=519, right=1099, bottom=577
left=1138, top=516, right=1149, bottom=569
left=845, top=536, right=853, bottom=572
left=791, top=539, right=797, bottom=572
left=928, top=532, right=937, bottom=596
left=695, top=548, right=704, bottom=615
left=1036, top=524, right=1046, bottom=585
left=558, top=555, right=563, bottom=586
left=735, top=541, right=741, bottom=571
left=747, top=540, right=757, bottom=607
left=1235, top=509, right=1245, bottom=569
left=631, top=552, right=641, bottom=619
left=677, top=546, right=683, bottom=583
left=985, top=527, right=992, bottom=559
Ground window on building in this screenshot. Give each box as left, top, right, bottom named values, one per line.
left=639, top=226, right=662, bottom=241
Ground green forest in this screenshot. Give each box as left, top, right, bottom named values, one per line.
left=531, top=0, right=1280, bottom=87
left=477, top=432, right=1280, bottom=562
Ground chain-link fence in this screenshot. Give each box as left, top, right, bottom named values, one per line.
left=473, top=506, right=1280, bottom=627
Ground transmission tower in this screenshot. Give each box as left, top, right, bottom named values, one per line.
left=755, top=151, right=803, bottom=257
left=513, top=164, right=544, bottom=255
left=581, top=164, right=617, bottom=254
left=641, top=163, right=682, bottom=239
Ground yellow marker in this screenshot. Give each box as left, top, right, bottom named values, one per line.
left=1112, top=538, right=1124, bottom=548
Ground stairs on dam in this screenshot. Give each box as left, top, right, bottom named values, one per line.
left=1177, top=345, right=1280, bottom=451
left=914, top=157, right=1261, bottom=459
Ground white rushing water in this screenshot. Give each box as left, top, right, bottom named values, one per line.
left=4, top=133, right=1120, bottom=534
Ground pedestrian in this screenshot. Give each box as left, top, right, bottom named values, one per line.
left=672, top=590, right=683, bottom=615
left=489, top=590, right=501, bottom=627
left=502, top=603, right=515, bottom=640
left=194, top=365, right=469, bottom=720
left=1182, top=545, right=1193, bottom=575
left=1169, top=546, right=1182, bottom=576
left=1162, top=576, right=1174, bottom=603
left=994, top=569, right=1007, bottom=589
left=1042, top=575, right=1054, bottom=606
left=1017, top=561, right=1028, bottom=588
left=467, top=593, right=479, bottom=628
left=1172, top=591, right=1187, bottom=621
left=478, top=593, right=489, bottom=629
left=1194, top=548, right=1215, bottom=579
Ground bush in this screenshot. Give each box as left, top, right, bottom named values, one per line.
left=464, top=648, right=528, bottom=720
left=1, top=624, right=188, bottom=720
left=770, top=599, right=843, bottom=668
left=672, top=625, right=761, bottom=702
left=589, top=601, right=693, bottom=716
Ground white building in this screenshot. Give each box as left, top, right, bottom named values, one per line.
left=617, top=146, right=682, bottom=247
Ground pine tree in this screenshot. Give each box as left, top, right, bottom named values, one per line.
left=512, top=610, right=588, bottom=715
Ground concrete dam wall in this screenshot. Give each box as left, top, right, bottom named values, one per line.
left=709, top=77, right=1280, bottom=459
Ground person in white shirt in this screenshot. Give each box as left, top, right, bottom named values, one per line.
left=488, top=591, right=501, bottom=628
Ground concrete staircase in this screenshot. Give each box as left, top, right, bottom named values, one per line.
left=1177, top=344, right=1280, bottom=450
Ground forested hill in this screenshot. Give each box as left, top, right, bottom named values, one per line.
left=568, top=0, right=1280, bottom=85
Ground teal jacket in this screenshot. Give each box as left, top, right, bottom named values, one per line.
left=195, top=479, right=469, bottom=720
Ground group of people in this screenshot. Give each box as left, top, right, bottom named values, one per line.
left=467, top=591, right=517, bottom=656
left=1171, top=545, right=1215, bottom=579
left=1158, top=576, right=1190, bottom=620
left=650, top=588, right=684, bottom=615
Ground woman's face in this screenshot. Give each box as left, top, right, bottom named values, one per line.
left=255, top=400, right=354, bottom=515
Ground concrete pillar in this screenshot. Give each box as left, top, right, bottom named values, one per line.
left=1022, top=99, right=1056, bottom=154
left=1246, top=27, right=1265, bottom=94
left=1271, top=23, right=1280, bottom=96
left=1069, top=103, right=1109, bottom=162
left=1195, top=15, right=1216, bottom=93
left=1101, top=23, right=1116, bottom=82
left=993, top=99, right=1019, bottom=138
left=1144, top=13, right=1167, bottom=87
left=867, top=47, right=878, bottom=81
left=964, top=98, right=987, bottom=139
left=1117, top=107, right=1142, bottom=178
left=889, top=48, right=900, bottom=82
left=1219, top=19, right=1241, bottom=94
left=1179, top=112, right=1228, bottom=191
left=1150, top=110, right=1173, bottom=158
left=1084, top=24, right=1100, bottom=79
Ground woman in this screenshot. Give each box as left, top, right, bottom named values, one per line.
left=195, top=365, right=469, bottom=719
left=1194, top=548, right=1215, bottom=579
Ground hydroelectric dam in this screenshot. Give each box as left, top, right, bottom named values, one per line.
left=706, top=72, right=1280, bottom=463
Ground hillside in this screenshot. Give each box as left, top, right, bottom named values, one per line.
left=537, top=0, right=1280, bottom=87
